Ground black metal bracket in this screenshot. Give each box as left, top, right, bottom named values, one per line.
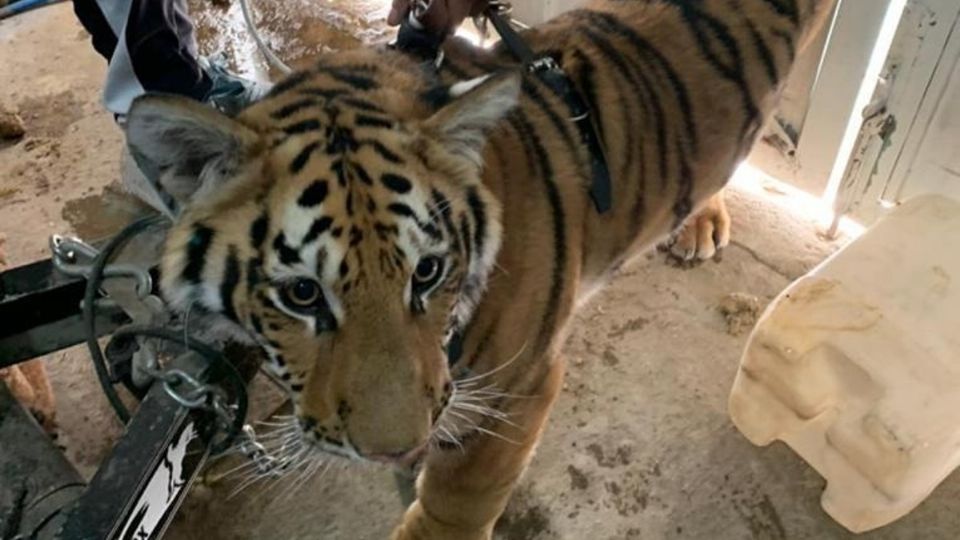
left=56, top=352, right=216, bottom=540
left=0, top=257, right=131, bottom=368
left=0, top=230, right=227, bottom=540
left=0, top=216, right=264, bottom=540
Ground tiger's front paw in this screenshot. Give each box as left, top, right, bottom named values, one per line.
left=670, top=192, right=730, bottom=261
left=391, top=501, right=492, bottom=540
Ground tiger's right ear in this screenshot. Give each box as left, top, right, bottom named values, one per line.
left=421, top=71, right=521, bottom=166
left=124, top=95, right=260, bottom=209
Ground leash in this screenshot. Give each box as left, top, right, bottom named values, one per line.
left=239, top=0, right=294, bottom=74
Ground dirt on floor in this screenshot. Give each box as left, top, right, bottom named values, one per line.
left=717, top=293, right=763, bottom=337
left=3, top=3, right=960, bottom=540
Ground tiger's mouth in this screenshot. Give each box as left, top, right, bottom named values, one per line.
left=295, top=419, right=430, bottom=467
left=291, top=409, right=460, bottom=467
left=252, top=349, right=524, bottom=469
left=305, top=433, right=363, bottom=461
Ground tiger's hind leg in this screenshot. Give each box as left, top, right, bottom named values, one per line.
left=670, top=191, right=731, bottom=261
left=0, top=235, right=58, bottom=435
left=20, top=359, right=58, bottom=433
left=0, top=361, right=57, bottom=434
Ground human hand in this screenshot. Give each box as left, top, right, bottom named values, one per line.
left=387, top=0, right=489, bottom=36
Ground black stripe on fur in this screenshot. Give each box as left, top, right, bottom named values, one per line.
left=220, top=246, right=241, bottom=322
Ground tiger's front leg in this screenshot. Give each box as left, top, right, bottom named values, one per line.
left=392, top=357, right=566, bottom=540
left=670, top=190, right=731, bottom=261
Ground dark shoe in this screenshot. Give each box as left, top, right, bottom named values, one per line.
left=200, top=54, right=271, bottom=115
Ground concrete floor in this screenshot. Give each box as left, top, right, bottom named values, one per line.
left=2, top=3, right=960, bottom=539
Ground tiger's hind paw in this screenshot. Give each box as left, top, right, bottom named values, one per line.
left=669, top=192, right=730, bottom=261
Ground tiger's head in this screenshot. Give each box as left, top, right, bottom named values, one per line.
left=124, top=51, right=520, bottom=462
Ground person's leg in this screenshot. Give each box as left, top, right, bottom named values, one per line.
left=125, top=0, right=211, bottom=102
left=73, top=0, right=269, bottom=215
left=73, top=0, right=265, bottom=117
left=73, top=0, right=211, bottom=116
left=72, top=0, right=118, bottom=62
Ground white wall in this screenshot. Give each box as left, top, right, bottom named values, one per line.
left=889, top=24, right=960, bottom=203
left=835, top=0, right=960, bottom=224
left=511, top=0, right=585, bottom=25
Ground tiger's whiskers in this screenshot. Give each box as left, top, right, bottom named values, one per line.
left=430, top=342, right=535, bottom=448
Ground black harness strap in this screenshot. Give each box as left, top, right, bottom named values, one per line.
left=392, top=5, right=614, bottom=214
left=390, top=5, right=613, bottom=369
left=486, top=9, right=613, bottom=214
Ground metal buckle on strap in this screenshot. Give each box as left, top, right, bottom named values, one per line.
left=528, top=56, right=561, bottom=74
left=526, top=57, right=592, bottom=122
left=481, top=4, right=614, bottom=214
left=410, top=0, right=431, bottom=20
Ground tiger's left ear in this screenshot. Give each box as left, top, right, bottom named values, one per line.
left=124, top=94, right=260, bottom=209
left=421, top=71, right=521, bottom=165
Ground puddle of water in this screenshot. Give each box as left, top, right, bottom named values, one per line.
left=61, top=183, right=153, bottom=241
left=189, top=0, right=391, bottom=81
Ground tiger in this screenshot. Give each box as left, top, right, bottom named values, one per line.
left=122, top=0, right=835, bottom=537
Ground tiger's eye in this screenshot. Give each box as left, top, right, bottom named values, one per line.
left=285, top=279, right=321, bottom=307
left=413, top=256, right=443, bottom=288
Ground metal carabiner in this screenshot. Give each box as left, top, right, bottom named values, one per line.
left=50, top=235, right=98, bottom=276
left=157, top=368, right=211, bottom=409
left=49, top=234, right=154, bottom=299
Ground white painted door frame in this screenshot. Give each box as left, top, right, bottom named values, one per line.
left=834, top=0, right=960, bottom=225
left=509, top=0, right=584, bottom=25
left=790, top=0, right=893, bottom=196
left=749, top=0, right=894, bottom=197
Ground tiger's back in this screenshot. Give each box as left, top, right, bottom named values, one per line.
left=432, top=0, right=834, bottom=383
left=443, top=0, right=832, bottom=288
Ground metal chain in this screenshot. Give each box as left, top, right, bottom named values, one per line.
left=237, top=425, right=286, bottom=476
left=144, top=366, right=238, bottom=439
left=54, top=221, right=284, bottom=475
left=55, top=224, right=285, bottom=474
left=149, top=368, right=215, bottom=409
left=146, top=364, right=286, bottom=475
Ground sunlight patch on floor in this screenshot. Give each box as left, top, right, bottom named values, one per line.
left=732, top=163, right=866, bottom=239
